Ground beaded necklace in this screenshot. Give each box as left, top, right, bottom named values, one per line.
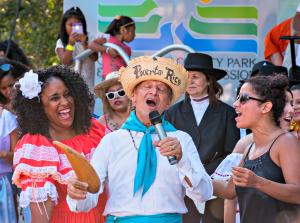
left=127, top=129, right=139, bottom=150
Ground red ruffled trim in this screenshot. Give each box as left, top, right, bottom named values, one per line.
left=13, top=118, right=105, bottom=188
left=213, top=172, right=231, bottom=177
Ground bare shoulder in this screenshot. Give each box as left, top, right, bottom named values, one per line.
left=275, top=132, right=300, bottom=151
left=98, top=115, right=106, bottom=126
left=233, top=133, right=254, bottom=154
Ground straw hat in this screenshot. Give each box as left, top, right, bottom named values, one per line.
left=118, top=56, right=189, bottom=105
left=92, top=71, right=120, bottom=100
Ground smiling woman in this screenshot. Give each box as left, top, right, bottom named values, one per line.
left=11, top=66, right=107, bottom=223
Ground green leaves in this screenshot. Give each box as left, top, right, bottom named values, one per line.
left=0, top=0, right=63, bottom=68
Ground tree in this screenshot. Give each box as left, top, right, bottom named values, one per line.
left=0, top=0, right=63, bottom=68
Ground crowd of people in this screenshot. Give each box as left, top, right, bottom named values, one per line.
left=1, top=3, right=300, bottom=223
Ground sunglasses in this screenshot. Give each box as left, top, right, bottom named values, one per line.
left=105, top=89, right=126, bottom=100
left=0, top=64, right=10, bottom=71
left=236, top=93, right=265, bottom=105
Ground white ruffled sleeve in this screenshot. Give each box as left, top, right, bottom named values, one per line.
left=211, top=153, right=243, bottom=181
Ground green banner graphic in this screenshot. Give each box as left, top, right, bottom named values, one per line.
left=189, top=15, right=257, bottom=36
left=197, top=5, right=258, bottom=20
left=98, top=0, right=158, bottom=18
left=98, top=14, right=162, bottom=34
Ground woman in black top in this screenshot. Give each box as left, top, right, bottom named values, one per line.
left=213, top=74, right=300, bottom=223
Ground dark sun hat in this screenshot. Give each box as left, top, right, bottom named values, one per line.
left=184, top=53, right=227, bottom=81
left=239, top=60, right=274, bottom=83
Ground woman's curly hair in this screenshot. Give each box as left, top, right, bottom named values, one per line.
left=12, top=66, right=94, bottom=138
left=244, top=74, right=288, bottom=126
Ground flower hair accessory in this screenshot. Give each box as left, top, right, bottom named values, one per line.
left=115, top=15, right=121, bottom=20
left=19, top=70, right=43, bottom=100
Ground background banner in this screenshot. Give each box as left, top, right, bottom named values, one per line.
left=64, top=0, right=298, bottom=116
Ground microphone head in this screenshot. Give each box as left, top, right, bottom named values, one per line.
left=149, top=110, right=162, bottom=125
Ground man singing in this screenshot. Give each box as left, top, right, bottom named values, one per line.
left=66, top=56, right=213, bottom=222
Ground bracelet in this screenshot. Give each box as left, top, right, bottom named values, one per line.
left=67, top=45, right=74, bottom=51
left=106, top=47, right=110, bottom=54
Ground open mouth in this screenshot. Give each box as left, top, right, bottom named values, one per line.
left=114, top=100, right=122, bottom=105
left=59, top=108, right=71, bottom=120
left=146, top=99, right=157, bottom=108
left=236, top=111, right=242, bottom=117
left=284, top=117, right=292, bottom=123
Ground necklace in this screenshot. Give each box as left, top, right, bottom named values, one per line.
left=127, top=130, right=138, bottom=150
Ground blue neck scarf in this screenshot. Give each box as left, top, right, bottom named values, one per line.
left=121, top=111, right=177, bottom=197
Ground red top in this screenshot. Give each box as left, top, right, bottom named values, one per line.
left=264, top=17, right=292, bottom=62
left=104, top=114, right=113, bottom=135
left=13, top=118, right=107, bottom=223
left=101, top=35, right=131, bottom=77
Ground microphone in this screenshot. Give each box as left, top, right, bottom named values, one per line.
left=149, top=110, right=177, bottom=165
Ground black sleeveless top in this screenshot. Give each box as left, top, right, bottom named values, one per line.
left=235, top=133, right=300, bottom=223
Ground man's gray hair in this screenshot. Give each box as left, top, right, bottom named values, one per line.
left=133, top=82, right=173, bottom=99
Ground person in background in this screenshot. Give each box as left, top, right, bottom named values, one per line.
left=0, top=60, right=28, bottom=223
left=264, top=18, right=292, bottom=65
left=92, top=71, right=131, bottom=134
left=12, top=66, right=106, bottom=223
left=291, top=84, right=300, bottom=140
left=213, top=74, right=300, bottom=223
left=212, top=65, right=297, bottom=223
left=0, top=40, right=30, bottom=67
left=291, top=84, right=300, bottom=141
left=88, top=15, right=135, bottom=80
left=164, top=53, right=240, bottom=223
left=291, top=1, right=300, bottom=44
left=55, top=7, right=98, bottom=91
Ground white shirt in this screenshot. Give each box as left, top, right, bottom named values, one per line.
left=55, top=33, right=96, bottom=91
left=190, top=95, right=209, bottom=126
left=67, top=129, right=213, bottom=216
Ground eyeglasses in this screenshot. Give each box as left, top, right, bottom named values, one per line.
left=105, top=89, right=126, bottom=100
left=236, top=93, right=266, bottom=105
left=0, top=64, right=10, bottom=71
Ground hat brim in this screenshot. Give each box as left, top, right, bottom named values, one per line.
left=184, top=66, right=227, bottom=80
left=92, top=78, right=120, bottom=100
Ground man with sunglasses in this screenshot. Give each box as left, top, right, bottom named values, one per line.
left=66, top=56, right=213, bottom=223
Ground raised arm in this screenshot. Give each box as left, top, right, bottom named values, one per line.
left=212, top=149, right=247, bottom=200
left=232, top=134, right=300, bottom=204
left=56, top=32, right=80, bottom=65
left=88, top=37, right=118, bottom=58
left=67, top=138, right=109, bottom=213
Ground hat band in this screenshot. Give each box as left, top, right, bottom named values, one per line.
left=132, top=65, right=182, bottom=86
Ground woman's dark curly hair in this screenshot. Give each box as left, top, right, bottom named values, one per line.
left=12, top=66, right=94, bottom=138
left=0, top=60, right=29, bottom=104
left=0, top=40, right=30, bottom=67
left=244, top=74, right=288, bottom=126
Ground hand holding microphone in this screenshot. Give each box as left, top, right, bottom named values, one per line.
left=149, top=110, right=182, bottom=164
